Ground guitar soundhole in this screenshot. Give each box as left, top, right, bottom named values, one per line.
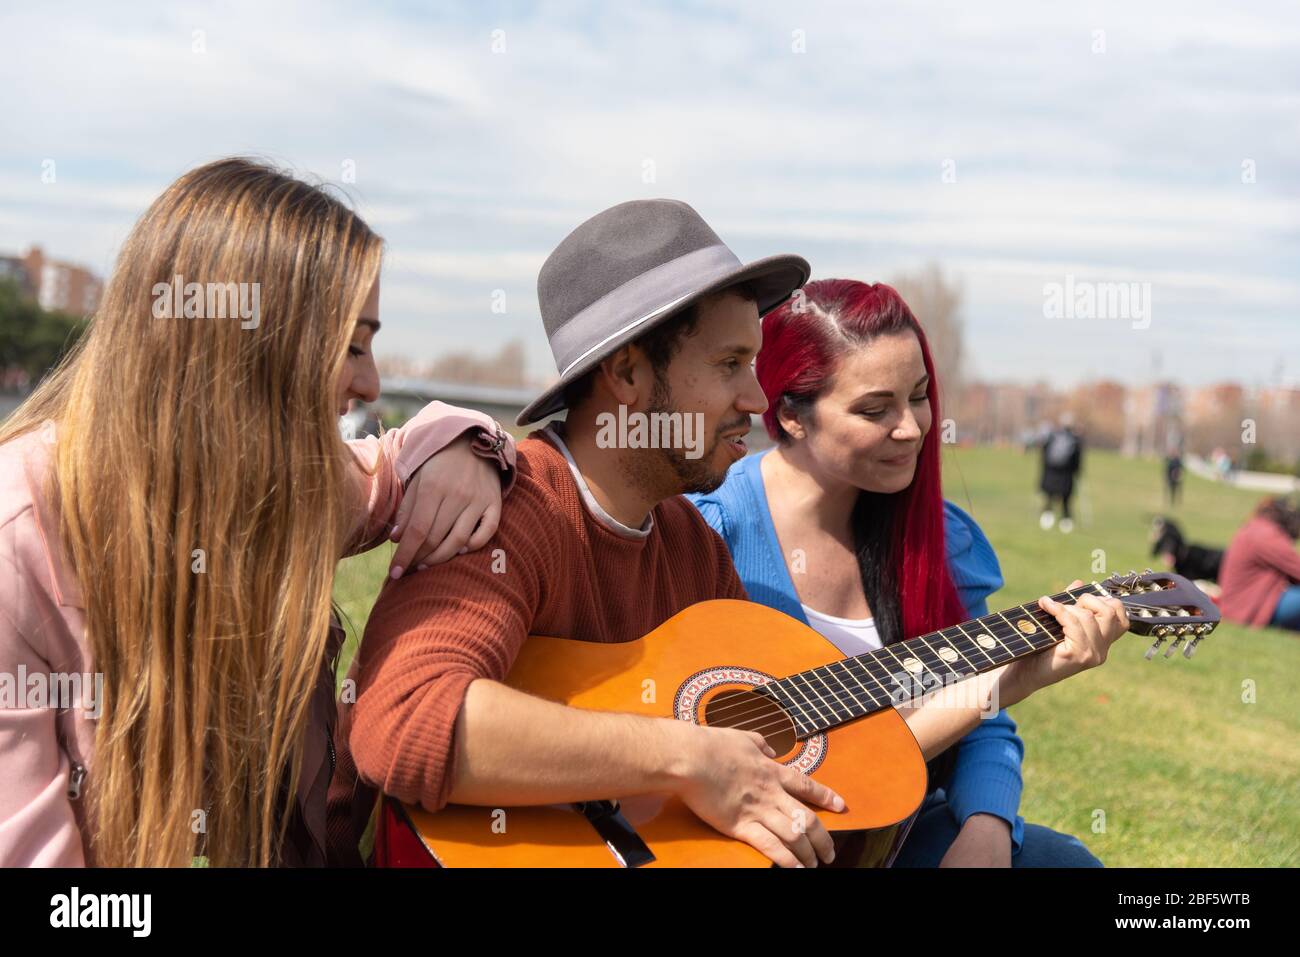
left=703, top=689, right=797, bottom=757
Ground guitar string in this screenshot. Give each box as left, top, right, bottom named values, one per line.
left=786, top=592, right=1071, bottom=723
left=701, top=596, right=1071, bottom=729
left=735, top=591, right=1194, bottom=736
left=700, top=583, right=1185, bottom=734
left=699, top=589, right=1086, bottom=732
left=739, top=592, right=1070, bottom=712
left=679, top=583, right=1193, bottom=744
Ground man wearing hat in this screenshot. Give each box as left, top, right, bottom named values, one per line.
left=344, top=199, right=848, bottom=868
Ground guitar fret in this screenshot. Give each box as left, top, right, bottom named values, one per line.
left=810, top=662, right=853, bottom=705
left=953, top=621, right=1002, bottom=667
left=777, top=673, right=824, bottom=731
left=788, top=671, right=839, bottom=726
left=824, top=660, right=881, bottom=716
left=1015, top=603, right=1065, bottom=651
left=771, top=584, right=1101, bottom=736
left=875, top=643, right=938, bottom=701
left=933, top=628, right=982, bottom=675
left=863, top=650, right=915, bottom=702
left=901, top=634, right=963, bottom=678
left=844, top=655, right=900, bottom=706
left=912, top=630, right=978, bottom=682
left=970, top=615, right=1022, bottom=657
left=950, top=623, right=1002, bottom=668
left=829, top=658, right=886, bottom=710
left=992, top=610, right=1039, bottom=654
left=760, top=680, right=812, bottom=737
left=893, top=639, right=952, bottom=693
left=807, top=665, right=858, bottom=721
left=910, top=632, right=960, bottom=680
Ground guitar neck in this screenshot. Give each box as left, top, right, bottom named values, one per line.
left=758, top=583, right=1098, bottom=739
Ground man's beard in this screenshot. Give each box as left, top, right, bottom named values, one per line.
left=621, top=374, right=742, bottom=497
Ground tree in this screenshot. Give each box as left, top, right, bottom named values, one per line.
left=0, top=278, right=87, bottom=389
left=888, top=264, right=965, bottom=406
left=424, top=339, right=527, bottom=387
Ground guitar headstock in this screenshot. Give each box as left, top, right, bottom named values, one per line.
left=1088, top=569, right=1220, bottom=660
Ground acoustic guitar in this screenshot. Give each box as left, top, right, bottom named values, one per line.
left=377, top=570, right=1218, bottom=868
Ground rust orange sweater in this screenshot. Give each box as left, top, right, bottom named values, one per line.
left=346, top=428, right=747, bottom=811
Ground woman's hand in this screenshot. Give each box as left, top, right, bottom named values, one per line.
left=939, top=814, right=1013, bottom=868
left=998, top=579, right=1130, bottom=706
left=387, top=432, right=503, bottom=578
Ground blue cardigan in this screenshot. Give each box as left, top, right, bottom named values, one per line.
left=687, top=449, right=1026, bottom=853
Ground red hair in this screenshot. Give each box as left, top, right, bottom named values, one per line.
left=757, top=279, right=967, bottom=640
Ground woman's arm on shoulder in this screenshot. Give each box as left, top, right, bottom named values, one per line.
left=344, top=401, right=517, bottom=568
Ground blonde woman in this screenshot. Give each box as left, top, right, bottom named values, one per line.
left=0, top=158, right=516, bottom=867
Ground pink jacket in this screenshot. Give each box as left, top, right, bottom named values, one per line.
left=0, top=402, right=516, bottom=866
left=1219, top=515, right=1300, bottom=628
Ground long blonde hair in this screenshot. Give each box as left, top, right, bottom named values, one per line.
left=0, top=157, right=383, bottom=866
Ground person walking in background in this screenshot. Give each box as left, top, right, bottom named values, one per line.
left=1164, top=447, right=1184, bottom=507
left=1211, top=446, right=1234, bottom=483
left=1038, top=414, right=1083, bottom=533
left=1219, top=497, right=1300, bottom=633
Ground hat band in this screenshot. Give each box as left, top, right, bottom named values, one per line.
left=552, top=243, right=742, bottom=377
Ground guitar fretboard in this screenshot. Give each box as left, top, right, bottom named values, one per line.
left=757, top=584, right=1100, bottom=738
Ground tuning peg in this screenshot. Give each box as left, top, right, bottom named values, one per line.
left=1164, top=635, right=1185, bottom=658
left=1183, top=638, right=1200, bottom=659
left=1145, top=637, right=1165, bottom=660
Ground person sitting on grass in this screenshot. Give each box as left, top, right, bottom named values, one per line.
left=345, top=199, right=1131, bottom=868
left=1219, top=496, right=1300, bottom=633
left=688, top=279, right=1103, bottom=867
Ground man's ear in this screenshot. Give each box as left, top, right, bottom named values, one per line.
left=594, top=344, right=649, bottom=408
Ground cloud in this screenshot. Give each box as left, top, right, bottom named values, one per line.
left=1, top=0, right=1297, bottom=386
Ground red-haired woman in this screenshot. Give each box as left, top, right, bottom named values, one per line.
left=689, top=279, right=1109, bottom=867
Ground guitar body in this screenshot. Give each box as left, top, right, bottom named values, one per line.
left=386, top=570, right=1220, bottom=866
left=392, top=600, right=928, bottom=867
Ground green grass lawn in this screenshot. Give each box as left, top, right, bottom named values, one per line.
left=334, top=444, right=1300, bottom=866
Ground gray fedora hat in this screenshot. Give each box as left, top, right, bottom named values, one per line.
left=517, top=199, right=810, bottom=425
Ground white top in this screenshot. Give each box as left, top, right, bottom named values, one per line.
left=800, top=604, right=882, bottom=656
left=542, top=422, right=652, bottom=540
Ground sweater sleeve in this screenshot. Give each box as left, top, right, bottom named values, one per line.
left=940, top=503, right=1027, bottom=854
left=344, top=400, right=517, bottom=556
left=1260, top=524, right=1300, bottom=583
left=945, top=706, right=1026, bottom=854
left=943, top=501, right=1004, bottom=614
left=347, top=480, right=552, bottom=812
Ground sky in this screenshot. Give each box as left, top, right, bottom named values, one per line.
left=2, top=0, right=1297, bottom=391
